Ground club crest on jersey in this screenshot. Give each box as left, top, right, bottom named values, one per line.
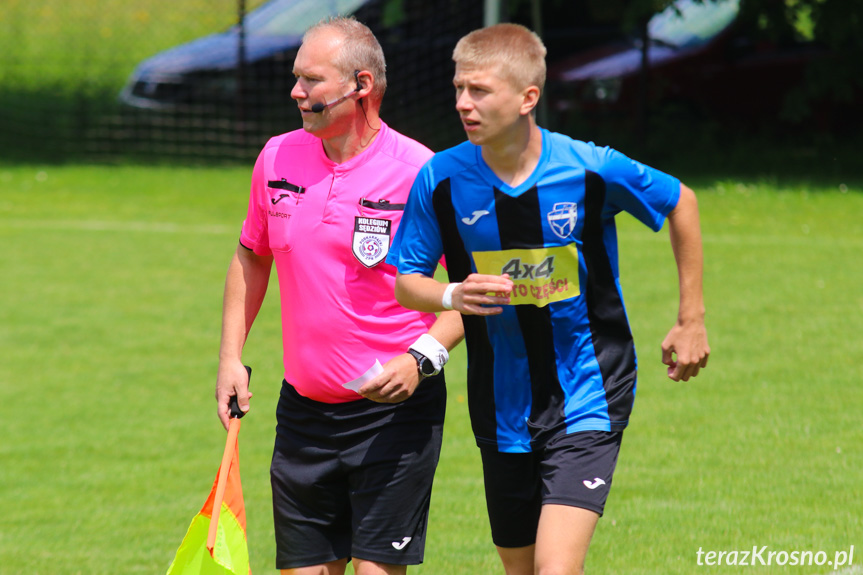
left=547, top=202, right=578, bottom=239
left=352, top=216, right=392, bottom=267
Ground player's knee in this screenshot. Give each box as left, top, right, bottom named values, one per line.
left=353, top=559, right=406, bottom=575
left=536, top=561, right=585, bottom=575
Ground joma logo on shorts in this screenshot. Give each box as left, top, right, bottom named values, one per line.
left=392, top=537, right=412, bottom=550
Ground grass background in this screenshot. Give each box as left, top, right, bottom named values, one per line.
left=1, top=164, right=861, bottom=574
left=0, top=0, right=269, bottom=91
left=2, top=0, right=862, bottom=572
left=0, top=0, right=274, bottom=162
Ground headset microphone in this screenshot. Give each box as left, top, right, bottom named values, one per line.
left=310, top=91, right=356, bottom=113
left=310, top=70, right=362, bottom=114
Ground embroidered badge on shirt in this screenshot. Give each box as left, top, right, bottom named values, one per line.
left=547, top=202, right=578, bottom=239
left=352, top=216, right=392, bottom=267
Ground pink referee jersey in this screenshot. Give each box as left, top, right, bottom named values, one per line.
left=239, top=121, right=437, bottom=403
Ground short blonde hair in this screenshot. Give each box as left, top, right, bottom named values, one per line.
left=304, top=17, right=387, bottom=103
left=453, top=23, right=546, bottom=92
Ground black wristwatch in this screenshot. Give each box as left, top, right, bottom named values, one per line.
left=408, top=349, right=439, bottom=378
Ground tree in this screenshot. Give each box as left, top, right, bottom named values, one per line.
left=617, top=0, right=863, bottom=140
left=739, top=0, right=863, bottom=127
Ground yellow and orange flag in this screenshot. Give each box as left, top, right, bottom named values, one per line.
left=166, top=416, right=251, bottom=575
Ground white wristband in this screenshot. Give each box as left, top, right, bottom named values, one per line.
left=409, top=333, right=449, bottom=372
left=441, top=282, right=460, bottom=310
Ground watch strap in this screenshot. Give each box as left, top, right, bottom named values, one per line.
left=408, top=333, right=449, bottom=372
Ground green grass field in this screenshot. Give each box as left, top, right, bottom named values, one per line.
left=0, top=0, right=277, bottom=162
left=0, top=0, right=270, bottom=90
left=1, top=164, right=861, bottom=574
left=2, top=2, right=862, bottom=572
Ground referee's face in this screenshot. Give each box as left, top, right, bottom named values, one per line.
left=291, top=29, right=357, bottom=139
left=454, top=63, right=533, bottom=148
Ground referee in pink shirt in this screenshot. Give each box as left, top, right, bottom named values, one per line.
left=215, top=17, right=463, bottom=575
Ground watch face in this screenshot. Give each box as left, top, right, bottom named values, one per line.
left=409, top=348, right=438, bottom=377
left=419, top=358, right=436, bottom=376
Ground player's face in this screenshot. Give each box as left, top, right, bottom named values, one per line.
left=291, top=30, right=356, bottom=138
left=453, top=64, right=531, bottom=147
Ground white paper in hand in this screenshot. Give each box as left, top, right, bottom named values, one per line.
left=342, top=359, right=384, bottom=393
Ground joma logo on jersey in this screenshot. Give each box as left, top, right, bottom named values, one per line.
left=547, top=202, right=578, bottom=239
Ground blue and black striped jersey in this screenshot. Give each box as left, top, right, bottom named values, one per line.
left=388, top=129, right=680, bottom=453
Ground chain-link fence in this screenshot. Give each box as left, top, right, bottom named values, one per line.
left=0, top=0, right=629, bottom=164
left=4, top=0, right=863, bottom=167
left=1, top=0, right=252, bottom=161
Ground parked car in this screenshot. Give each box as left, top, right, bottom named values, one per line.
left=118, top=0, right=623, bottom=153
left=120, top=0, right=480, bottom=151
left=545, top=0, right=834, bottom=140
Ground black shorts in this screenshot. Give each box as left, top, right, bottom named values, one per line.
left=270, top=374, right=446, bottom=569
left=480, top=430, right=623, bottom=548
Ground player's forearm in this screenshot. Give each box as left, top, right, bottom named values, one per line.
left=219, top=245, right=273, bottom=361
left=427, top=310, right=465, bottom=351
left=668, top=184, right=706, bottom=324
left=395, top=272, right=449, bottom=312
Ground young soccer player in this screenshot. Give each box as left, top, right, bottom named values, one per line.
left=388, top=23, right=710, bottom=575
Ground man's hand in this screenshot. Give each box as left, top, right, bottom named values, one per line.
left=452, top=273, right=514, bottom=315
left=359, top=353, right=421, bottom=403
left=663, top=183, right=708, bottom=382
left=661, top=320, right=710, bottom=382
left=216, top=359, right=253, bottom=429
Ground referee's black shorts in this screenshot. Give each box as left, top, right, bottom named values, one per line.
left=480, top=430, right=623, bottom=548
left=271, top=373, right=446, bottom=569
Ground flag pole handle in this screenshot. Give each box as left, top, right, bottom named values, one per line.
left=208, top=365, right=251, bottom=554
left=228, top=365, right=252, bottom=419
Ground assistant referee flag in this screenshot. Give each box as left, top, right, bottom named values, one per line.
left=166, top=410, right=250, bottom=574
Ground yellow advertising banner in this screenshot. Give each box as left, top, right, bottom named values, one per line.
left=472, top=244, right=581, bottom=307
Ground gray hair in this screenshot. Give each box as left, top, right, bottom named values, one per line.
left=304, top=16, right=387, bottom=103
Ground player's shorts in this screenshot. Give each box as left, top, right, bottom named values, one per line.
left=270, top=373, right=446, bottom=569
left=479, top=430, right=623, bottom=548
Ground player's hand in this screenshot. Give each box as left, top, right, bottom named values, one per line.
left=216, top=359, right=253, bottom=430
left=453, top=273, right=514, bottom=315
left=359, top=353, right=421, bottom=403
left=661, top=319, right=710, bottom=382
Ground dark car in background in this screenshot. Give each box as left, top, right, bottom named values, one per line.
left=118, top=0, right=621, bottom=153
left=546, top=0, right=833, bottom=141
left=119, top=0, right=482, bottom=152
